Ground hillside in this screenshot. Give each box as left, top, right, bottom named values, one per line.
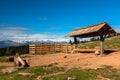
left=0, top=35, right=120, bottom=80
left=78, top=35, right=120, bottom=49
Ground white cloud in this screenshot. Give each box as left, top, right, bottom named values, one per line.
left=0, top=26, right=70, bottom=42
left=19, top=33, right=69, bottom=42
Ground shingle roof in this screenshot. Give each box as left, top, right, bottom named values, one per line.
left=67, top=22, right=116, bottom=38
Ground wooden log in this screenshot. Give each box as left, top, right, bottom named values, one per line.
left=17, top=56, right=25, bottom=67
left=14, top=57, right=19, bottom=66
left=6, top=57, right=14, bottom=62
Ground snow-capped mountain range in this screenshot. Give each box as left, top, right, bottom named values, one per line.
left=0, top=40, right=68, bottom=48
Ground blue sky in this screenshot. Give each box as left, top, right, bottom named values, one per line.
left=0, top=0, right=120, bottom=41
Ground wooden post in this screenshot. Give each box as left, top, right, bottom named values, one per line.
left=100, top=35, right=104, bottom=55
left=74, top=36, right=78, bottom=49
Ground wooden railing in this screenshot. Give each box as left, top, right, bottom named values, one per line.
left=29, top=44, right=75, bottom=54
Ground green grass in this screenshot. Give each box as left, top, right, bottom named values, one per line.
left=0, top=56, right=8, bottom=62
left=0, top=66, right=65, bottom=80
left=44, top=66, right=120, bottom=80
left=0, top=54, right=31, bottom=62
left=43, top=68, right=98, bottom=80
left=78, top=35, right=120, bottom=49
left=1, top=65, right=120, bottom=80
left=96, top=65, right=120, bottom=80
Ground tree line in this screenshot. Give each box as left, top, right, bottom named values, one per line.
left=90, top=33, right=120, bottom=41
left=69, top=32, right=120, bottom=44
left=0, top=45, right=29, bottom=56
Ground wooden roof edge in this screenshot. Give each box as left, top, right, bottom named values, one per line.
left=66, top=22, right=116, bottom=37
left=105, top=23, right=116, bottom=33
left=72, top=22, right=107, bottom=31
left=66, top=31, right=99, bottom=37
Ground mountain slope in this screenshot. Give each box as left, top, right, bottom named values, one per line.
left=78, top=35, right=120, bottom=49
left=0, top=40, right=22, bottom=48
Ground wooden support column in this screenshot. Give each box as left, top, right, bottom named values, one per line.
left=74, top=36, right=78, bottom=49
left=100, top=35, right=104, bottom=55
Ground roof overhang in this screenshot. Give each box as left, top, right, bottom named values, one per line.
left=67, top=22, right=116, bottom=38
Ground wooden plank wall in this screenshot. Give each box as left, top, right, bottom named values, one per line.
left=29, top=44, right=75, bottom=54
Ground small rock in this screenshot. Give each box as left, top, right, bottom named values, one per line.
left=51, top=62, right=58, bottom=65
left=64, top=56, right=67, bottom=58
left=67, top=76, right=77, bottom=80
left=36, top=76, right=43, bottom=80
left=41, top=64, right=48, bottom=67
left=77, top=58, right=80, bottom=61
left=18, top=72, right=34, bottom=76
left=1, top=67, right=18, bottom=74
left=95, top=50, right=100, bottom=56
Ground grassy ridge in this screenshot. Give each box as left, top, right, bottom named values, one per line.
left=78, top=35, right=120, bottom=49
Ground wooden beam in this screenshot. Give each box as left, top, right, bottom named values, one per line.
left=100, top=35, right=104, bottom=55
left=74, top=36, right=78, bottom=49
left=100, top=40, right=104, bottom=55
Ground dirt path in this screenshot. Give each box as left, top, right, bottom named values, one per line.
left=29, top=51, right=120, bottom=69
left=0, top=62, right=14, bottom=67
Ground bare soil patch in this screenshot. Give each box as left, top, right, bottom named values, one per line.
left=0, top=62, right=14, bottom=67
left=29, top=51, right=120, bottom=69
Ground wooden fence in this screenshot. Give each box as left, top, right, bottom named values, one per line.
left=29, top=44, right=75, bottom=54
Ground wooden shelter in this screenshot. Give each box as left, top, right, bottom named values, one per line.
left=67, top=22, right=116, bottom=55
